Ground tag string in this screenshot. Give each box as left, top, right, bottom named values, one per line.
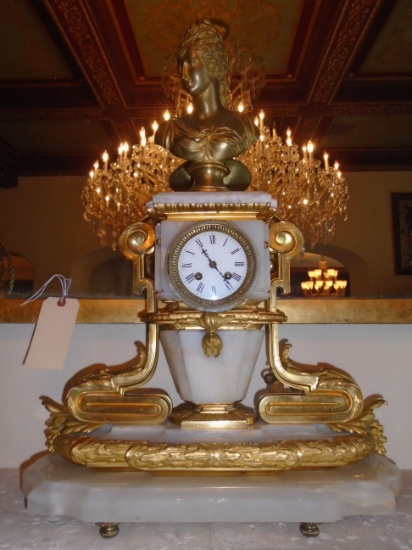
left=20, top=274, right=72, bottom=307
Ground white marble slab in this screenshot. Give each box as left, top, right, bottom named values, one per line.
left=22, top=453, right=401, bottom=524
left=4, top=466, right=411, bottom=548
left=150, top=191, right=277, bottom=207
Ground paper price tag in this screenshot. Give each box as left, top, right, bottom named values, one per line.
left=24, top=297, right=80, bottom=370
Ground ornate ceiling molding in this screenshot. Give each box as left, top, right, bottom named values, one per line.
left=307, top=0, right=385, bottom=104
left=43, top=0, right=127, bottom=108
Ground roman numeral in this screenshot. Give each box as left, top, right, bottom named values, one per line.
left=185, top=273, right=195, bottom=283
left=231, top=247, right=240, bottom=255
left=232, top=272, right=242, bottom=282
left=234, top=261, right=245, bottom=267
left=195, top=238, right=204, bottom=248
left=196, top=282, right=204, bottom=293
left=182, top=263, right=192, bottom=268
left=209, top=234, right=216, bottom=244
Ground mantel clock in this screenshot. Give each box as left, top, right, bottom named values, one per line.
left=36, top=18, right=390, bottom=539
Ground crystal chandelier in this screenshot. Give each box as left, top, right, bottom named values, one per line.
left=239, top=111, right=349, bottom=247
left=300, top=257, right=348, bottom=297
left=82, top=125, right=181, bottom=249
left=82, top=39, right=348, bottom=249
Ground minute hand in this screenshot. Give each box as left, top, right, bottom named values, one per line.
left=200, top=247, right=233, bottom=286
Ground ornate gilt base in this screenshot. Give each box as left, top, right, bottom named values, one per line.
left=50, top=429, right=379, bottom=471
left=170, top=401, right=257, bottom=429
left=44, top=393, right=385, bottom=471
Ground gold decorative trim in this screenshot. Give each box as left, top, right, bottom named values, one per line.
left=66, top=387, right=172, bottom=425
left=147, top=202, right=278, bottom=222
left=50, top=425, right=380, bottom=472
left=202, top=331, right=223, bottom=357
left=119, top=222, right=155, bottom=257
left=54, top=431, right=378, bottom=470
left=2, top=299, right=411, bottom=324
left=119, top=222, right=157, bottom=304
left=44, top=0, right=125, bottom=107
left=144, top=309, right=287, bottom=330
left=270, top=220, right=305, bottom=295
left=308, top=0, right=383, bottom=104
left=259, top=385, right=363, bottom=424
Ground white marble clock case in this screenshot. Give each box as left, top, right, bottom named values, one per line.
left=152, top=191, right=274, bottom=304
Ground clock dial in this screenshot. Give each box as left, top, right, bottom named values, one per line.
left=168, top=222, right=257, bottom=311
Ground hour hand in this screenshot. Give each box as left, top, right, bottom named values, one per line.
left=208, top=259, right=228, bottom=282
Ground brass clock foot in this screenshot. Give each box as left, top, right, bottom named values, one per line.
left=299, top=522, right=321, bottom=537
left=96, top=522, right=119, bottom=538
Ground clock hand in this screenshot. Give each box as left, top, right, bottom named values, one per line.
left=201, top=249, right=231, bottom=284
left=197, top=242, right=227, bottom=281
left=196, top=241, right=235, bottom=288
left=211, top=261, right=235, bottom=290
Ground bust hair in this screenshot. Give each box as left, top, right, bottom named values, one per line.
left=177, top=19, right=228, bottom=82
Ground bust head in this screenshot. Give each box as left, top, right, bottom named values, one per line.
left=177, top=19, right=229, bottom=104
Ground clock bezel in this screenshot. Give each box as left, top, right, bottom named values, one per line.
left=167, top=221, right=257, bottom=311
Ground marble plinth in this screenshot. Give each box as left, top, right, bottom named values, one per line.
left=22, top=452, right=401, bottom=525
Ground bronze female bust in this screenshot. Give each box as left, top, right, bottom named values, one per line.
left=155, top=19, right=259, bottom=192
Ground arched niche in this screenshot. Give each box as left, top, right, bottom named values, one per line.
left=70, top=248, right=133, bottom=297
